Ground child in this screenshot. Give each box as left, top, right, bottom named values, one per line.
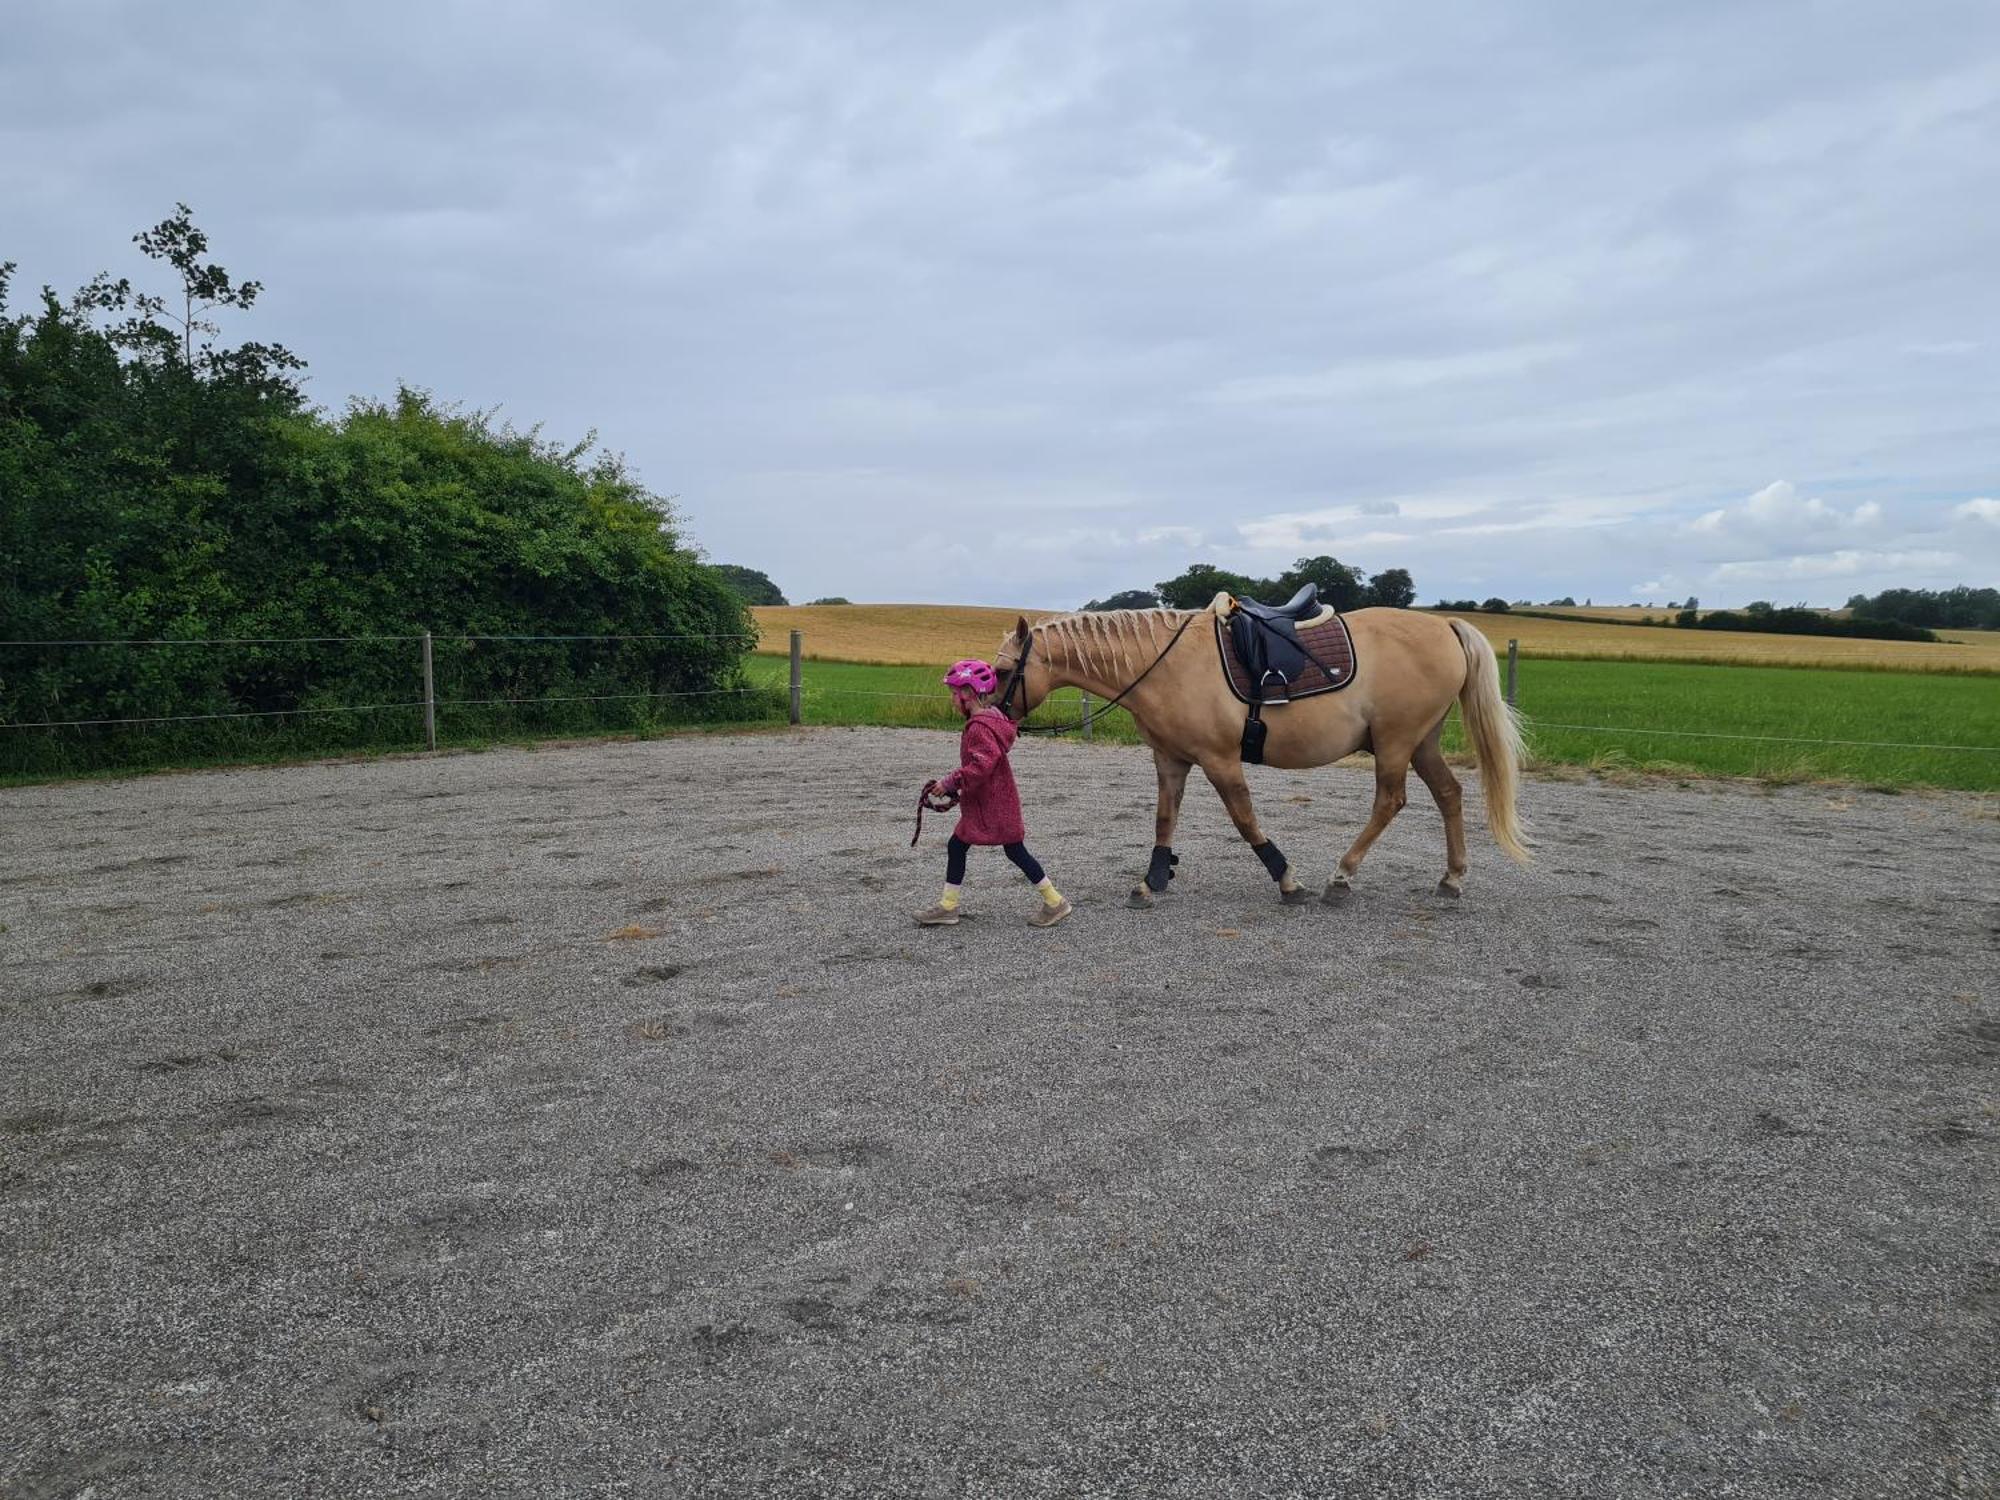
left=915, top=659, right=1072, bottom=928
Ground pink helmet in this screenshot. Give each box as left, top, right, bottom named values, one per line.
left=943, top=659, right=999, bottom=694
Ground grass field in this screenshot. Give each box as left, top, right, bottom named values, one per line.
left=755, top=604, right=2000, bottom=675
left=748, top=652, right=2000, bottom=793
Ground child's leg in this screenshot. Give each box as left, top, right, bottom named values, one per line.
left=1004, top=843, right=1063, bottom=907
left=940, top=836, right=971, bottom=908
left=1006, top=842, right=1071, bottom=926
left=1002, top=842, right=1045, bottom=884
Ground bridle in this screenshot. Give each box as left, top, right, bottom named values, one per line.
left=992, top=613, right=1199, bottom=737
left=996, top=631, right=1034, bottom=723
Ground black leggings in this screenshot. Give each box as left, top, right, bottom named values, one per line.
left=946, top=836, right=1045, bottom=886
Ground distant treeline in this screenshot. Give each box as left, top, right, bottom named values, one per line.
left=1676, top=604, right=1935, bottom=642
left=1, top=207, right=761, bottom=775
left=1087, top=557, right=1417, bottom=612
left=1843, top=586, right=2000, bottom=631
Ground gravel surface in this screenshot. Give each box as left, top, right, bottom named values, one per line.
left=2, top=727, right=1996, bottom=1499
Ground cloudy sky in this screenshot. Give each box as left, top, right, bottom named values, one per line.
left=5, top=1, right=1997, bottom=608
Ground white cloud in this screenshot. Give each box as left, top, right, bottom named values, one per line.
left=1954, top=497, right=2000, bottom=526
left=1711, top=548, right=1961, bottom=583
left=1687, top=480, right=1887, bottom=542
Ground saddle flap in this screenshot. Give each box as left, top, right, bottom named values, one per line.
left=1216, top=610, right=1356, bottom=705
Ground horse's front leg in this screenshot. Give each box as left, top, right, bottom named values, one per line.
left=1130, top=750, right=1193, bottom=909
left=1203, top=758, right=1310, bottom=905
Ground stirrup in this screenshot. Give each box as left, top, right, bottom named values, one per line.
left=1259, top=670, right=1291, bottom=705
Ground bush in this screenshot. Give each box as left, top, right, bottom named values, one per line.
left=0, top=210, right=758, bottom=776
left=806, top=596, right=852, bottom=606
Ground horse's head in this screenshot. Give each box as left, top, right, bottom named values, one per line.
left=992, top=615, right=1049, bottom=722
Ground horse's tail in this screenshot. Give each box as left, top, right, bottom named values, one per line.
left=1448, top=618, right=1531, bottom=865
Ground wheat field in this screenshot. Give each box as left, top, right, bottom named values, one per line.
left=753, top=604, right=2000, bottom=674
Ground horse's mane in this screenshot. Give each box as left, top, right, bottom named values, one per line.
left=1019, top=608, right=1194, bottom=678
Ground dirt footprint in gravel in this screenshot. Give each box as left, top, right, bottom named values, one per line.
left=134, top=1046, right=245, bottom=1074
left=623, top=965, right=683, bottom=986
left=1307, top=1143, right=1392, bottom=1174
left=53, top=976, right=148, bottom=1004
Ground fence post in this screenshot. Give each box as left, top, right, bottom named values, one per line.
left=421, top=631, right=437, bottom=750
left=1080, top=691, right=1092, bottom=741
left=788, top=631, right=803, bottom=726
left=1505, top=638, right=1518, bottom=708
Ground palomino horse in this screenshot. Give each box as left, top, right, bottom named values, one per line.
left=991, top=605, right=1528, bottom=906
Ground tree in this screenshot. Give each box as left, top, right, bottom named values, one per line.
left=1272, top=555, right=1369, bottom=611
left=1548, top=596, right=1576, bottom=607
left=1845, top=585, right=2000, bottom=629
left=806, top=596, right=851, bottom=605
left=1481, top=597, right=1511, bottom=613
left=712, top=564, right=787, bottom=606
left=1083, top=588, right=1162, bottom=611
left=1366, top=567, right=1416, bottom=609
left=1155, top=563, right=1264, bottom=610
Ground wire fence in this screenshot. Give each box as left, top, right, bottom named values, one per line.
left=0, top=629, right=773, bottom=777
left=3, top=629, right=1997, bottom=777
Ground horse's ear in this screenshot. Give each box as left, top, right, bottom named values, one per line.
left=1014, top=614, right=1030, bottom=643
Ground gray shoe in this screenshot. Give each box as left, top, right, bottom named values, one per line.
left=915, top=903, right=961, bottom=926
left=1027, top=896, right=1073, bottom=928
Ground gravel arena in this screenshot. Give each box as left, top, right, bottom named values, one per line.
left=3, top=727, right=1995, bottom=1500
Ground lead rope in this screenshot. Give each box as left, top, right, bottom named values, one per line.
left=911, top=779, right=958, bottom=846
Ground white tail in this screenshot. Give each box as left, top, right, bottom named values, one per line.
left=1448, top=619, right=1530, bottom=863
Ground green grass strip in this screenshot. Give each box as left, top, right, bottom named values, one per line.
left=751, top=654, right=2000, bottom=793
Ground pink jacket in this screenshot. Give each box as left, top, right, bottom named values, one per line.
left=940, top=708, right=1026, bottom=846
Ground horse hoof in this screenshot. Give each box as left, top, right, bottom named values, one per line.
left=1128, top=886, right=1155, bottom=910
left=1434, top=879, right=1463, bottom=900
left=1322, top=879, right=1353, bottom=905
left=1280, top=885, right=1312, bottom=906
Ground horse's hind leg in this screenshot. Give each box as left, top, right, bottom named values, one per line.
left=1131, top=751, right=1194, bottom=909
left=1202, top=759, right=1310, bottom=904
left=1324, top=750, right=1412, bottom=904
left=1412, top=724, right=1468, bottom=897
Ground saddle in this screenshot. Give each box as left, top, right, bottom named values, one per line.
left=1212, top=586, right=1357, bottom=764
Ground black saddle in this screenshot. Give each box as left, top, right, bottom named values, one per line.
left=1233, top=583, right=1323, bottom=625
left=1222, top=583, right=1358, bottom=764
left=1227, top=584, right=1322, bottom=702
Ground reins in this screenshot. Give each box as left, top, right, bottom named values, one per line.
left=1000, top=612, right=1199, bottom=737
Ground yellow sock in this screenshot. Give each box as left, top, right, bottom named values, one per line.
left=939, top=886, right=961, bottom=910
left=1039, top=881, right=1063, bottom=907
